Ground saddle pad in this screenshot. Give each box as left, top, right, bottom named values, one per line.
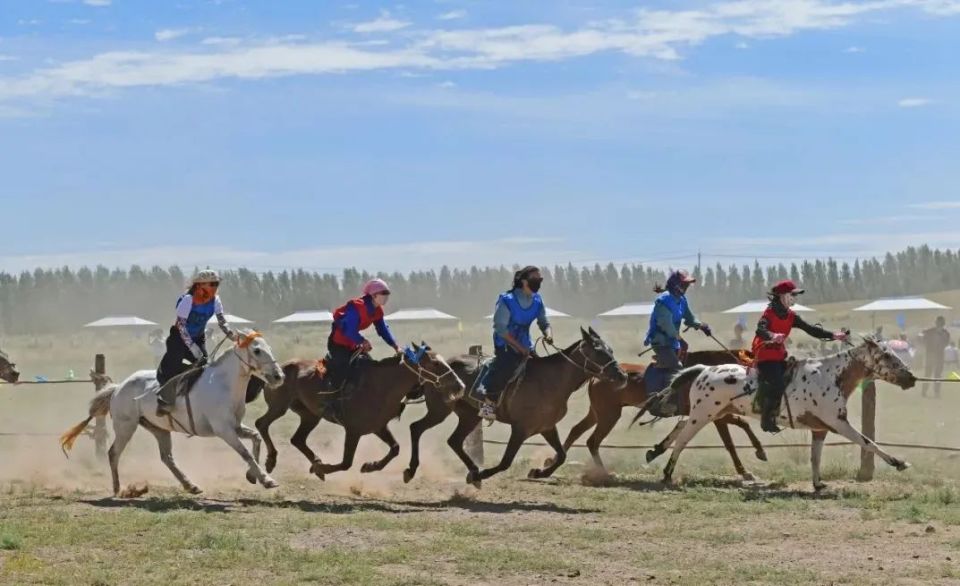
left=465, top=357, right=527, bottom=407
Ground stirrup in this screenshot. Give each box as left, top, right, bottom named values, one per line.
left=478, top=401, right=497, bottom=425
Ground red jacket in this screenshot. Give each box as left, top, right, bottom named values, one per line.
left=752, top=306, right=795, bottom=362
left=330, top=297, right=385, bottom=350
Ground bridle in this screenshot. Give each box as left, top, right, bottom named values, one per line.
left=544, top=339, right=621, bottom=381
left=400, top=353, right=461, bottom=389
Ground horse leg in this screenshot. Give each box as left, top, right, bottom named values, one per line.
left=545, top=410, right=596, bottom=468
left=811, top=430, right=828, bottom=492
left=254, top=387, right=293, bottom=473
left=108, top=417, right=138, bottom=497
left=361, top=426, right=400, bottom=474
left=727, top=414, right=768, bottom=461
left=213, top=423, right=278, bottom=489
left=404, top=403, right=451, bottom=483
left=145, top=425, right=201, bottom=494
left=314, top=430, right=360, bottom=478
left=238, top=424, right=264, bottom=485
left=448, top=413, right=484, bottom=488
left=662, top=415, right=713, bottom=485
left=646, top=419, right=686, bottom=463
left=289, top=410, right=323, bottom=477
left=477, top=426, right=527, bottom=482
left=713, top=420, right=754, bottom=482
left=585, top=404, right=622, bottom=474
left=528, top=427, right=565, bottom=479
left=818, top=414, right=910, bottom=472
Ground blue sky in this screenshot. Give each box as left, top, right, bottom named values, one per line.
left=1, top=0, right=959, bottom=274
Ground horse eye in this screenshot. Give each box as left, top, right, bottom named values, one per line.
left=254, top=348, right=262, bottom=355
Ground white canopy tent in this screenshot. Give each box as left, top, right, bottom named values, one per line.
left=723, top=300, right=815, bottom=314
left=484, top=307, right=572, bottom=319
left=219, top=313, right=254, bottom=325
left=386, top=308, right=459, bottom=321
left=852, top=297, right=951, bottom=312
left=84, top=316, right=158, bottom=328
left=597, top=302, right=655, bottom=318
left=273, top=310, right=335, bottom=324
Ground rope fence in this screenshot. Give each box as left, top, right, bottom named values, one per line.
left=481, top=438, right=960, bottom=453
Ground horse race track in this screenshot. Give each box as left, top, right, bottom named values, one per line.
left=2, top=445, right=959, bottom=585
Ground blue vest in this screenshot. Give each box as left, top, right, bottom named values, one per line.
left=493, top=291, right=543, bottom=350
left=178, top=294, right=216, bottom=339
left=645, top=291, right=688, bottom=350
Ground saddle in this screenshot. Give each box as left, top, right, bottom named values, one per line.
left=156, top=365, right=206, bottom=407
left=749, top=357, right=801, bottom=415
left=465, top=355, right=528, bottom=408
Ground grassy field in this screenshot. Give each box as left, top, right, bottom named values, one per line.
left=2, top=302, right=960, bottom=585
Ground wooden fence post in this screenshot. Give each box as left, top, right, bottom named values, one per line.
left=92, top=354, right=108, bottom=460
left=857, top=380, right=876, bottom=481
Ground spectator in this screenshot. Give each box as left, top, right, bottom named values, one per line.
left=921, top=316, right=951, bottom=399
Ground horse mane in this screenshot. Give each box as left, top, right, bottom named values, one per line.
left=535, top=339, right=582, bottom=363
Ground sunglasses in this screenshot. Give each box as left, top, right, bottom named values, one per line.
left=203, top=282, right=220, bottom=288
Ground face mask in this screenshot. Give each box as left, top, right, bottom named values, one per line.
left=527, top=278, right=543, bottom=293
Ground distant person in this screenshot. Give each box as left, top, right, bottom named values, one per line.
left=874, top=326, right=884, bottom=341
left=887, top=334, right=914, bottom=367
left=728, top=323, right=746, bottom=350
left=921, top=316, right=951, bottom=399
left=477, top=266, right=553, bottom=422
left=147, top=328, right=166, bottom=367
left=327, top=279, right=401, bottom=391
left=156, top=270, right=238, bottom=415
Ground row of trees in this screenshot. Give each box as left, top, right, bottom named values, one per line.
left=0, top=245, right=956, bottom=334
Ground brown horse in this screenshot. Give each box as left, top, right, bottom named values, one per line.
left=255, top=343, right=464, bottom=480
left=545, top=350, right=767, bottom=481
left=0, top=349, right=20, bottom=383
left=403, top=327, right=628, bottom=488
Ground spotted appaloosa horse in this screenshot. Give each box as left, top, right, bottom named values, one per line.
left=0, top=349, right=20, bottom=383
left=642, top=337, right=916, bottom=491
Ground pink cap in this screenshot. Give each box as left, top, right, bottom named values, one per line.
left=362, top=278, right=390, bottom=296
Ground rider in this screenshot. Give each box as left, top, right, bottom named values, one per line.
left=753, top=279, right=847, bottom=433
left=327, top=278, right=401, bottom=389
left=645, top=270, right=711, bottom=415
left=477, top=266, right=553, bottom=422
left=156, top=270, right=237, bottom=415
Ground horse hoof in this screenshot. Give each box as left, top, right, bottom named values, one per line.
left=246, top=471, right=258, bottom=485
left=646, top=449, right=661, bottom=464
left=527, top=468, right=542, bottom=480
left=813, top=482, right=828, bottom=493
left=543, top=457, right=556, bottom=468
left=265, top=456, right=277, bottom=473
left=262, top=477, right=279, bottom=489
left=466, top=470, right=482, bottom=489
left=360, top=463, right=376, bottom=474
left=186, top=484, right=203, bottom=495
left=755, top=449, right=768, bottom=462
left=403, top=469, right=414, bottom=484
left=309, top=461, right=326, bottom=481
left=741, top=472, right=758, bottom=483
left=895, top=460, right=911, bottom=472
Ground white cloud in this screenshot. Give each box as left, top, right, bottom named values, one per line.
left=711, top=230, right=960, bottom=259
left=438, top=10, right=467, bottom=21
left=839, top=214, right=931, bottom=226
left=438, top=80, right=456, bottom=88
left=17, top=19, right=42, bottom=26
left=898, top=97, right=932, bottom=108
left=2, top=1, right=960, bottom=103
left=0, top=55, right=18, bottom=62
left=908, top=201, right=960, bottom=210
left=69, top=18, right=92, bottom=25
left=155, top=28, right=194, bottom=42
left=735, top=41, right=750, bottom=49
left=201, top=36, right=242, bottom=46
left=845, top=46, right=865, bottom=53
left=83, top=0, right=111, bottom=6
left=353, top=11, right=411, bottom=33
left=0, top=237, right=587, bottom=274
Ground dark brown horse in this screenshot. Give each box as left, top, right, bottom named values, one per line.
left=0, top=349, right=20, bottom=383
left=403, top=327, right=628, bottom=488
left=255, top=343, right=464, bottom=480
left=545, top=350, right=767, bottom=481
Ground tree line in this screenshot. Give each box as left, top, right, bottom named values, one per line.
left=0, top=245, right=957, bottom=334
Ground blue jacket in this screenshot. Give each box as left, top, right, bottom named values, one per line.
left=645, top=291, right=700, bottom=350
left=333, top=295, right=397, bottom=349
left=493, top=289, right=548, bottom=350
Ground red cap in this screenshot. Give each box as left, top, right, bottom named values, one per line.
left=771, top=280, right=804, bottom=295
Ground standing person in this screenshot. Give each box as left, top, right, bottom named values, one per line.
left=147, top=329, right=166, bottom=367
left=752, top=280, right=847, bottom=433
left=156, top=270, right=237, bottom=415
left=477, top=266, right=553, bottom=422
left=327, top=279, right=401, bottom=389
left=728, top=322, right=747, bottom=350
left=921, top=316, right=951, bottom=399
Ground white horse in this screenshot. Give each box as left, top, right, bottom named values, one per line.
left=61, top=330, right=285, bottom=496
left=644, top=338, right=917, bottom=491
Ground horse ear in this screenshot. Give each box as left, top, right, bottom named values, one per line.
left=580, top=327, right=590, bottom=340
left=588, top=326, right=599, bottom=338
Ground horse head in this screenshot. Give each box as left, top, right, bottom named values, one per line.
left=236, top=330, right=285, bottom=387
left=0, top=349, right=19, bottom=383
left=405, top=341, right=466, bottom=402
left=852, top=336, right=916, bottom=390
left=580, top=327, right=628, bottom=388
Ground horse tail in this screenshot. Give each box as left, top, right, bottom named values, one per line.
left=60, top=385, right=115, bottom=455
left=629, top=366, right=707, bottom=428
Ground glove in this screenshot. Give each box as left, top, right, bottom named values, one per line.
left=544, top=335, right=554, bottom=345
left=227, top=329, right=239, bottom=342
left=700, top=324, right=712, bottom=338
left=833, top=331, right=849, bottom=342
left=189, top=343, right=205, bottom=361
left=196, top=355, right=208, bottom=368
left=769, top=333, right=786, bottom=345
left=393, top=346, right=403, bottom=355
left=360, top=340, right=373, bottom=353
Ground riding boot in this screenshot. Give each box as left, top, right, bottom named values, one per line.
left=156, top=396, right=173, bottom=417
left=760, top=388, right=783, bottom=434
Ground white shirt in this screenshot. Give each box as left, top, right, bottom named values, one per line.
left=176, top=294, right=224, bottom=320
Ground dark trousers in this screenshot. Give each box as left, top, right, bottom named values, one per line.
left=481, top=345, right=526, bottom=402
left=157, top=326, right=205, bottom=386
left=326, top=337, right=369, bottom=387
left=757, top=360, right=786, bottom=412
left=923, top=357, right=945, bottom=397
